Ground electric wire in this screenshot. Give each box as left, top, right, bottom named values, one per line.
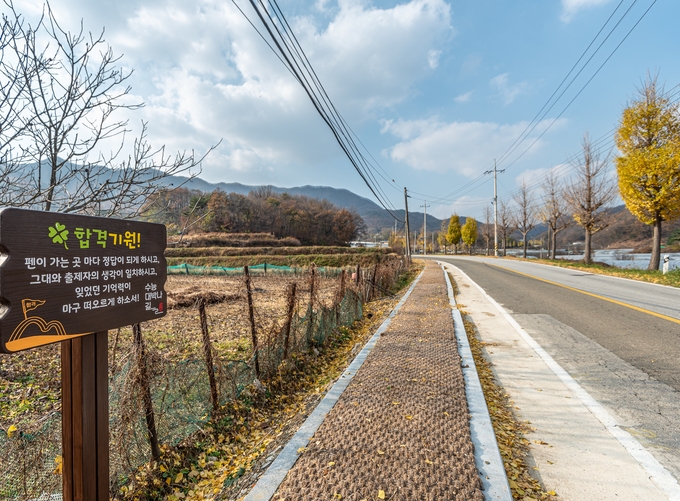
left=241, top=0, right=403, bottom=220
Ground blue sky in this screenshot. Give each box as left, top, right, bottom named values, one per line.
left=10, top=0, right=679, bottom=219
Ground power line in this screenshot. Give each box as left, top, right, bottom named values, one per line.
left=415, top=0, right=658, bottom=209
left=233, top=0, right=403, bottom=221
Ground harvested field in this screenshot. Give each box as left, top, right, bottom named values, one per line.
left=0, top=259, right=408, bottom=501
left=168, top=232, right=301, bottom=248
left=164, top=245, right=391, bottom=258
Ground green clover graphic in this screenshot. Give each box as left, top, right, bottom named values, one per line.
left=48, top=222, right=69, bottom=250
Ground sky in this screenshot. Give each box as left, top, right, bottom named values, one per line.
left=8, top=0, right=680, bottom=220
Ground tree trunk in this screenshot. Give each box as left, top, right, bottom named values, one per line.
left=584, top=230, right=592, bottom=264
left=649, top=217, right=662, bottom=270
left=551, top=230, right=558, bottom=260
left=522, top=233, right=528, bottom=258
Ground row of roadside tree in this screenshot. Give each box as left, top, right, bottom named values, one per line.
left=435, top=74, right=679, bottom=271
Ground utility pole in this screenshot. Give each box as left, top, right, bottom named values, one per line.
left=404, top=187, right=411, bottom=263
left=486, top=160, right=505, bottom=257
left=420, top=201, right=429, bottom=256
left=493, top=160, right=498, bottom=257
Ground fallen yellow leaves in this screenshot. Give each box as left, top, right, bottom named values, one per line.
left=462, top=313, right=557, bottom=501
left=378, top=490, right=386, bottom=499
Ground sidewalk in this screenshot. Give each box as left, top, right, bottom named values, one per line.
left=251, top=262, right=486, bottom=500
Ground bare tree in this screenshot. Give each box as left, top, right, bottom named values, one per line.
left=564, top=134, right=616, bottom=264
left=540, top=170, right=571, bottom=259
left=512, top=180, right=537, bottom=258
left=498, top=199, right=513, bottom=256
left=1, top=1, right=212, bottom=216
left=0, top=6, right=33, bottom=204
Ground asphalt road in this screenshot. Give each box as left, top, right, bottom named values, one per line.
left=434, top=255, right=680, bottom=480
left=437, top=256, right=680, bottom=391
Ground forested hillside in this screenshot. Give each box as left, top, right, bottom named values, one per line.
left=142, top=187, right=366, bottom=246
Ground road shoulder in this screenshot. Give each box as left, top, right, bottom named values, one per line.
left=443, top=261, right=673, bottom=501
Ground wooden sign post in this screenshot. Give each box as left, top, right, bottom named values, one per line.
left=0, top=208, right=167, bottom=501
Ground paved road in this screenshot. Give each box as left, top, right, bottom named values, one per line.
left=436, top=256, right=680, bottom=390
left=433, top=256, right=680, bottom=481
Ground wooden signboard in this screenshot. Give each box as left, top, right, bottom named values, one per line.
left=0, top=208, right=166, bottom=353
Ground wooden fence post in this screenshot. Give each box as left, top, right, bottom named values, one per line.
left=198, top=298, right=219, bottom=414
left=244, top=266, right=261, bottom=378
left=132, top=323, right=161, bottom=463
left=282, top=282, right=297, bottom=360
left=305, top=265, right=317, bottom=344
left=61, top=332, right=109, bottom=501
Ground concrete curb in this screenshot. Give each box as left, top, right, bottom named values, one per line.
left=439, top=262, right=513, bottom=501
left=243, top=269, right=425, bottom=501
left=450, top=262, right=680, bottom=501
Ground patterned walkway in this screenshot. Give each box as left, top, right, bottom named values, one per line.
left=273, top=263, right=483, bottom=500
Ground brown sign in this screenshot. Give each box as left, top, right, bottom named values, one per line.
left=0, top=208, right=166, bottom=353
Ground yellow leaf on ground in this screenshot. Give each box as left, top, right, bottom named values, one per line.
left=7, top=425, right=17, bottom=438
left=377, top=450, right=385, bottom=455
left=405, top=415, right=413, bottom=420
left=297, top=447, right=307, bottom=454
left=328, top=462, right=335, bottom=466
left=378, top=490, right=385, bottom=499
left=425, top=459, right=433, bottom=465
left=175, top=472, right=183, bottom=483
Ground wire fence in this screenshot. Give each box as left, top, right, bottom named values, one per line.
left=167, top=262, right=354, bottom=277
left=0, top=258, right=406, bottom=500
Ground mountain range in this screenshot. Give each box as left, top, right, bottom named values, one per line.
left=160, top=174, right=447, bottom=235
left=160, top=173, right=670, bottom=250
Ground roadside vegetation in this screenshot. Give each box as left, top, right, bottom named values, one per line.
left=533, top=258, right=680, bottom=287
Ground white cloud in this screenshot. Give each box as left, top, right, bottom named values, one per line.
left=11, top=0, right=454, bottom=184
left=428, top=49, right=442, bottom=69
left=454, top=91, right=473, bottom=103
left=490, top=73, right=528, bottom=106
left=382, top=117, right=564, bottom=176
left=560, top=0, right=613, bottom=23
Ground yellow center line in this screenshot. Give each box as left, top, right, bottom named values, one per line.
left=486, top=262, right=680, bottom=326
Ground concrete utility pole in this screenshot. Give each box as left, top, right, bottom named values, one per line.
left=420, top=201, right=429, bottom=256
left=404, top=187, right=411, bottom=262
left=487, top=160, right=505, bottom=257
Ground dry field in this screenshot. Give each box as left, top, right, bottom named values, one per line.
left=0, top=264, right=393, bottom=500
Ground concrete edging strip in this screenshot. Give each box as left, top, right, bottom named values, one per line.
left=243, top=268, right=426, bottom=501
left=439, top=262, right=512, bottom=501
left=449, top=262, right=680, bottom=501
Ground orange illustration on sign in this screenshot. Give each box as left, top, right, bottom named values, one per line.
left=5, top=298, right=91, bottom=352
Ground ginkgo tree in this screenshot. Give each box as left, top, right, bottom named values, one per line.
left=461, top=217, right=477, bottom=255
left=616, top=75, right=680, bottom=270
left=446, top=214, right=462, bottom=254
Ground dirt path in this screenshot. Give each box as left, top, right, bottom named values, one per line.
left=272, top=262, right=483, bottom=501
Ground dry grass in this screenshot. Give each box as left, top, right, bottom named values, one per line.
left=531, top=258, right=680, bottom=287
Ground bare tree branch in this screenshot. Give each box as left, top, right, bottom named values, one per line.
left=564, top=133, right=616, bottom=264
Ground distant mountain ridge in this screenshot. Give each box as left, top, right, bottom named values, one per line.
left=160, top=175, right=446, bottom=233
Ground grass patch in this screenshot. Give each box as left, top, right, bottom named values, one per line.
left=532, top=258, right=680, bottom=287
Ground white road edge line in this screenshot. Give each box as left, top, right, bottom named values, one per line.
left=439, top=262, right=513, bottom=501
left=446, top=262, right=680, bottom=501
left=243, top=269, right=425, bottom=501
